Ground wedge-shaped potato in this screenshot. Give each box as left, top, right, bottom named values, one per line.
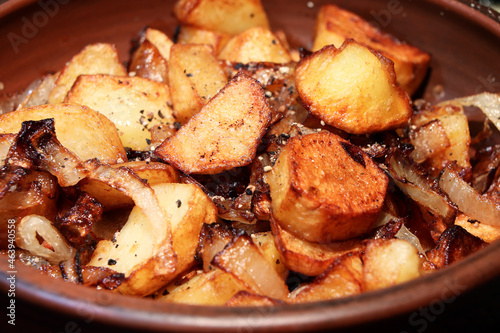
left=0, top=168, right=58, bottom=249
left=218, top=27, right=292, bottom=64
left=48, top=43, right=127, bottom=104
left=174, top=0, right=270, bottom=35
left=226, top=290, right=283, bottom=306
left=155, top=73, right=272, bottom=174
left=412, top=104, right=471, bottom=174
left=88, top=183, right=217, bottom=296
left=0, top=104, right=127, bottom=164
left=454, top=213, right=500, bottom=244
left=168, top=44, right=228, bottom=123
left=79, top=161, right=180, bottom=211
left=271, top=218, right=363, bottom=276
left=213, top=234, right=289, bottom=300
left=141, top=28, right=173, bottom=61
left=177, top=25, right=231, bottom=55
left=312, top=4, right=430, bottom=95
left=266, top=132, right=388, bottom=243
left=363, top=239, right=421, bottom=291
left=289, top=253, right=363, bottom=303
left=129, top=39, right=169, bottom=84
left=158, top=268, right=250, bottom=305
left=251, top=231, right=288, bottom=279
left=64, top=74, right=176, bottom=151
left=295, top=40, right=412, bottom=135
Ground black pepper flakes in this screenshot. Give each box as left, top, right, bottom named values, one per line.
left=108, top=259, right=117, bottom=266
left=176, top=199, right=182, bottom=208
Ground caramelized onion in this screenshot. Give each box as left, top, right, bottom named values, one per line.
left=439, top=165, right=500, bottom=227
left=441, top=92, right=500, bottom=131
left=16, top=215, right=76, bottom=264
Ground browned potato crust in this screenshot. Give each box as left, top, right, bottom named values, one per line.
left=312, top=4, right=431, bottom=95
left=265, top=131, right=388, bottom=243
left=295, top=41, right=412, bottom=135
left=155, top=73, right=272, bottom=174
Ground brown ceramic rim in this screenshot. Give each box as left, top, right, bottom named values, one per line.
left=1, top=0, right=500, bottom=331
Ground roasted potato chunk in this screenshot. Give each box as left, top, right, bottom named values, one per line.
left=251, top=231, right=288, bottom=279
left=168, top=44, right=228, bottom=123
left=363, top=239, right=421, bottom=291
left=79, top=161, right=180, bottom=211
left=454, top=213, right=500, bottom=244
left=158, top=268, right=250, bottom=305
left=64, top=74, right=176, bottom=151
left=218, top=27, right=293, bottom=64
left=266, top=132, right=388, bottom=243
left=289, top=253, right=363, bottom=303
left=174, top=0, right=270, bottom=35
left=88, top=183, right=217, bottom=296
left=48, top=43, right=127, bottom=104
left=312, top=4, right=430, bottom=95
left=271, top=218, right=363, bottom=276
left=0, top=104, right=127, bottom=164
left=295, top=41, right=412, bottom=135
left=155, top=73, right=272, bottom=174
left=176, top=25, right=231, bottom=55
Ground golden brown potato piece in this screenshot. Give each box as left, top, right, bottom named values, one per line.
left=158, top=268, right=250, bottom=305
left=64, top=74, right=176, bottom=151
left=266, top=132, right=388, bottom=243
left=0, top=104, right=127, bottom=164
left=312, top=4, right=430, bottom=95
left=79, top=161, right=180, bottom=211
left=177, top=25, right=231, bottom=55
left=129, top=39, right=169, bottom=84
left=412, top=104, right=471, bottom=174
left=168, top=44, right=228, bottom=123
left=363, top=239, right=421, bottom=291
left=88, top=183, right=217, bottom=296
left=454, top=213, right=500, bottom=244
left=271, top=218, right=363, bottom=276
left=295, top=40, right=412, bottom=135
left=48, top=43, right=127, bottom=104
left=289, top=253, right=363, bottom=303
left=155, top=73, right=272, bottom=174
left=174, top=0, right=270, bottom=35
left=218, top=27, right=293, bottom=64
left=142, top=28, right=173, bottom=61
left=0, top=169, right=58, bottom=249
left=213, top=234, right=289, bottom=300
left=251, top=231, right=288, bottom=279
left=226, top=290, right=283, bottom=306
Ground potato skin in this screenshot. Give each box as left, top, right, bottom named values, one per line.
left=266, top=132, right=388, bottom=243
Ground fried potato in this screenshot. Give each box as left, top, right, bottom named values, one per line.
left=295, top=40, right=412, bottom=135
left=129, top=39, right=169, bottom=84
left=363, top=239, right=421, bottom=291
left=168, top=44, right=228, bottom=123
left=265, top=132, right=388, bottom=243
left=158, top=268, right=250, bottom=305
left=251, top=231, right=288, bottom=279
left=0, top=104, right=127, bottom=164
left=79, top=161, right=180, bottom=211
left=174, top=0, right=270, bottom=35
left=64, top=74, right=176, bottom=151
left=176, top=25, right=231, bottom=55
left=412, top=104, right=471, bottom=174
left=213, top=234, right=289, bottom=300
left=142, top=28, right=173, bottom=61
left=289, top=253, right=363, bottom=303
left=226, top=290, right=283, bottom=306
left=454, top=213, right=500, bottom=244
left=155, top=73, right=272, bottom=174
left=218, top=27, right=293, bottom=64
left=48, top=43, right=127, bottom=104
left=88, top=183, right=217, bottom=296
left=312, top=4, right=430, bottom=95
left=271, top=218, right=363, bottom=276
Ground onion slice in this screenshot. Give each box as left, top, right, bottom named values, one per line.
left=16, top=215, right=76, bottom=264
left=439, top=164, right=500, bottom=227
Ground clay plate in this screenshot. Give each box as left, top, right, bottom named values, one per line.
left=1, top=0, right=500, bottom=332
